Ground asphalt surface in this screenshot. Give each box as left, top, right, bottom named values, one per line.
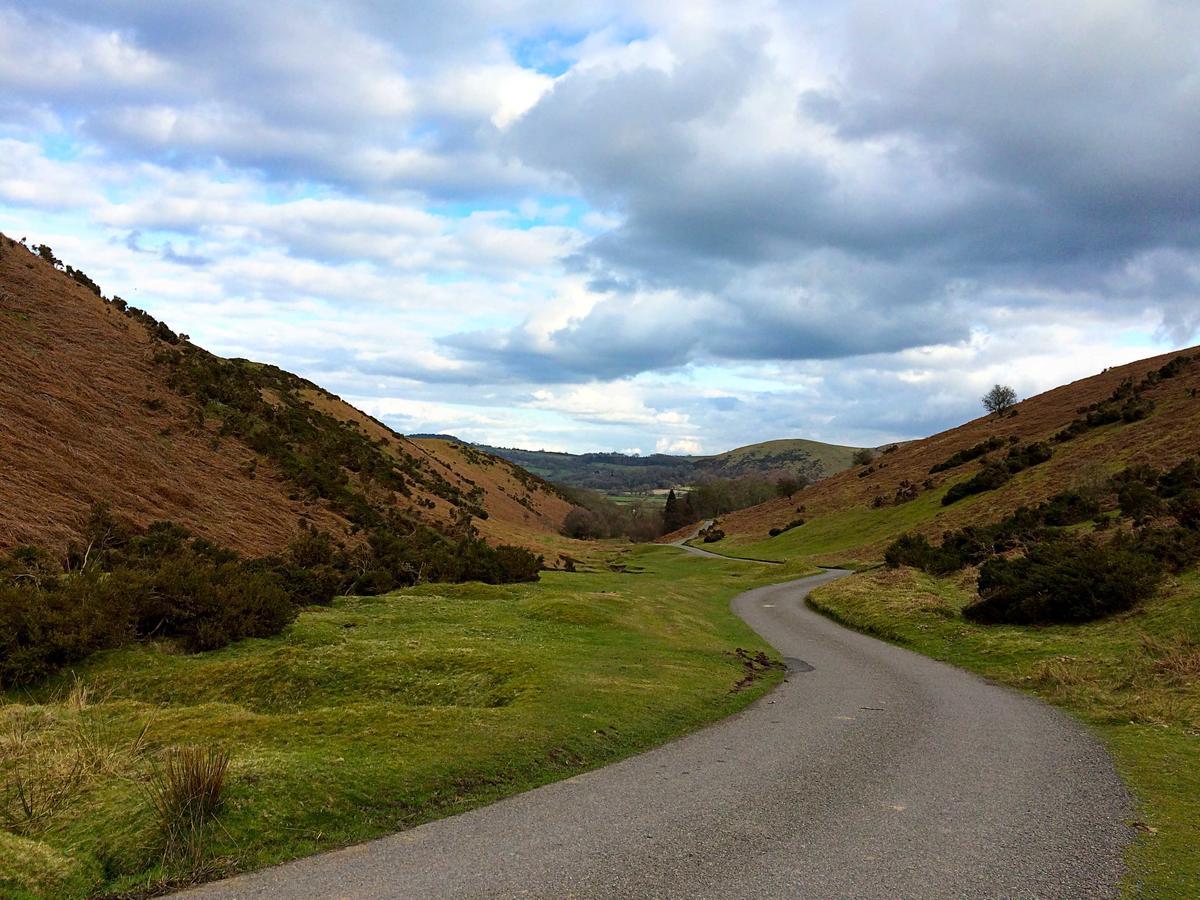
left=181, top=568, right=1132, bottom=899
left=668, top=523, right=782, bottom=563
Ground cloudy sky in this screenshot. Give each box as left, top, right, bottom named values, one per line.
left=2, top=1, right=1198, bottom=454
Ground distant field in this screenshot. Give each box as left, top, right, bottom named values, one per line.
left=809, top=568, right=1200, bottom=898
left=605, top=491, right=672, bottom=507
left=0, top=546, right=810, bottom=898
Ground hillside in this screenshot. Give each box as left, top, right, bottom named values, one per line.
left=474, top=436, right=862, bottom=494
left=683, top=346, right=1200, bottom=895
left=0, top=236, right=571, bottom=557
left=702, top=346, right=1200, bottom=562
left=694, top=438, right=861, bottom=482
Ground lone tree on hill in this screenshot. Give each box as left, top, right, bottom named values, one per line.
left=982, top=384, right=1018, bottom=416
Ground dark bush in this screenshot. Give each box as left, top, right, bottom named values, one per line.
left=1037, top=490, right=1101, bottom=526
left=1004, top=441, right=1052, bottom=472
left=1118, top=482, right=1164, bottom=521
left=1159, top=459, right=1200, bottom=498
left=852, top=449, right=875, bottom=466
left=966, top=538, right=1162, bottom=624
left=1171, top=491, right=1200, bottom=530
left=1127, top=528, right=1200, bottom=574
left=942, top=462, right=1011, bottom=505
left=930, top=436, right=1005, bottom=473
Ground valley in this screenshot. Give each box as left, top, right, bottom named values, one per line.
left=2, top=234, right=1198, bottom=897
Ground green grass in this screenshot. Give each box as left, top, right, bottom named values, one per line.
left=605, top=492, right=670, bottom=507
left=0, top=546, right=807, bottom=898
left=727, top=485, right=954, bottom=561
left=809, top=567, right=1200, bottom=898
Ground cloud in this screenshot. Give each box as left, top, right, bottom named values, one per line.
left=1, top=0, right=1197, bottom=455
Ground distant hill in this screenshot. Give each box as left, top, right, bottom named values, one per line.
left=472, top=436, right=864, bottom=494
left=473, top=446, right=698, bottom=493
left=694, top=438, right=862, bottom=482
left=0, top=236, right=572, bottom=556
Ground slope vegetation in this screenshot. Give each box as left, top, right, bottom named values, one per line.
left=0, top=235, right=570, bottom=557
left=711, top=347, right=1200, bottom=562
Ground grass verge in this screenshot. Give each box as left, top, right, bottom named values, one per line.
left=1, top=545, right=804, bottom=897
left=808, top=566, right=1200, bottom=898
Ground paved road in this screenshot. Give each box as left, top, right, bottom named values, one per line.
left=667, top=521, right=782, bottom=563
left=182, top=569, right=1131, bottom=899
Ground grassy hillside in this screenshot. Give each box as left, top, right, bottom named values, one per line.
left=710, top=346, right=1200, bottom=562
left=0, top=235, right=571, bottom=557
left=0, top=546, right=810, bottom=897
left=693, top=437, right=861, bottom=481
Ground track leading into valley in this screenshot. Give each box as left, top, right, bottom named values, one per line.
left=182, top=567, right=1131, bottom=899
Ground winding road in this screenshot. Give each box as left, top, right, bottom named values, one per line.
left=182, top=564, right=1132, bottom=899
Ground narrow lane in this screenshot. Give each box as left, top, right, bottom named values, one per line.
left=181, top=569, right=1130, bottom=899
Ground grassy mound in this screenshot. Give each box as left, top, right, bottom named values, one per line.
left=0, top=546, right=802, bottom=897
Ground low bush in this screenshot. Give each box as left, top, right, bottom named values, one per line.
left=942, top=462, right=1011, bottom=505
left=0, top=505, right=542, bottom=688
left=930, top=436, right=1005, bottom=473
left=966, top=537, right=1162, bottom=624
left=768, top=518, right=805, bottom=538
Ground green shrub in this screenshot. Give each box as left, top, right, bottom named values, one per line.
left=1171, top=491, right=1200, bottom=530
left=930, top=436, right=1005, bottom=473
left=942, top=462, right=1011, bottom=505
left=1118, top=482, right=1164, bottom=520
left=966, top=537, right=1162, bottom=624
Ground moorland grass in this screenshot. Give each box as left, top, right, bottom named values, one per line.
left=0, top=545, right=805, bottom=897
left=809, top=567, right=1200, bottom=898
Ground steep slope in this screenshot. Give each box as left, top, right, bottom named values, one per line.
left=0, top=236, right=569, bottom=556
left=704, top=347, right=1200, bottom=562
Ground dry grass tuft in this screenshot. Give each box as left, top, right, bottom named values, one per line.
left=0, top=689, right=153, bottom=835
left=1141, top=633, right=1200, bottom=683
left=148, top=745, right=232, bottom=867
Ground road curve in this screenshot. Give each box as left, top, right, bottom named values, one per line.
left=181, top=569, right=1131, bottom=899
left=667, top=521, right=782, bottom=564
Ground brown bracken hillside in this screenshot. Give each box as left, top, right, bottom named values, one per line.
left=0, top=235, right=571, bottom=556
left=696, top=344, right=1200, bottom=559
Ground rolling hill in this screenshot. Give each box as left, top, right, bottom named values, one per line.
left=0, top=235, right=572, bottom=557
left=693, top=438, right=862, bottom=481
left=469, top=436, right=863, bottom=494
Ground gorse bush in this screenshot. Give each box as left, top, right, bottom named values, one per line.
left=888, top=454, right=1200, bottom=624
left=0, top=505, right=542, bottom=688
left=931, top=439, right=1008, bottom=475
left=940, top=442, right=1053, bottom=506
left=966, top=537, right=1162, bottom=625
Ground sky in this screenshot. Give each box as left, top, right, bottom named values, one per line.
left=2, top=1, right=1198, bottom=455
